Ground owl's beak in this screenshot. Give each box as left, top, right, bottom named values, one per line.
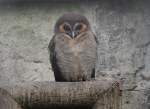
left=67, top=31, right=77, bottom=39
left=71, top=31, right=75, bottom=39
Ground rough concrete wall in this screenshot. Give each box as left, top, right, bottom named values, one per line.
left=0, top=0, right=150, bottom=109
left=94, top=1, right=150, bottom=109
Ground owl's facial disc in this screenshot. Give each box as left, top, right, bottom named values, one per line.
left=59, top=22, right=87, bottom=39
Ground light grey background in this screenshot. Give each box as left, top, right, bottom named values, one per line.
left=0, top=0, right=150, bottom=109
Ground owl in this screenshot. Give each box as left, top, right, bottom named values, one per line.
left=48, top=12, right=97, bottom=82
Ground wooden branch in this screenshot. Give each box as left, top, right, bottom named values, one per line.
left=0, top=88, right=23, bottom=109
left=2, top=78, right=121, bottom=109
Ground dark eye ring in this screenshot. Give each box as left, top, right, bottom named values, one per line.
left=76, top=24, right=82, bottom=30
left=63, top=24, right=71, bottom=31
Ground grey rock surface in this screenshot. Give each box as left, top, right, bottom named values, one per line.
left=0, top=0, right=150, bottom=109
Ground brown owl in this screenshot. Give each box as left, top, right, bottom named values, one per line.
left=48, top=12, right=97, bottom=82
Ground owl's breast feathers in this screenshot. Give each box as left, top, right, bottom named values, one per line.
left=56, top=31, right=96, bottom=55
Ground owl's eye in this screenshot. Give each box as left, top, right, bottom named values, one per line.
left=74, top=23, right=87, bottom=33
left=59, top=23, right=71, bottom=34
left=63, top=24, right=71, bottom=31
left=73, top=23, right=86, bottom=37
left=75, top=24, right=82, bottom=31
left=62, top=24, right=72, bottom=37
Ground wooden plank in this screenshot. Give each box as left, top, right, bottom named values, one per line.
left=2, top=79, right=121, bottom=109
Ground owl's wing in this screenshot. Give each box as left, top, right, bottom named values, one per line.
left=92, top=32, right=98, bottom=78
left=48, top=36, right=56, bottom=72
left=48, top=36, right=63, bottom=81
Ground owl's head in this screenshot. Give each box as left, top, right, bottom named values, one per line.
left=54, top=12, right=90, bottom=39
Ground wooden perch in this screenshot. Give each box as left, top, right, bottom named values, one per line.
left=2, top=78, right=121, bottom=109
left=0, top=88, right=23, bottom=109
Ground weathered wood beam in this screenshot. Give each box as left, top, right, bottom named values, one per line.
left=2, top=79, right=121, bottom=109
left=0, top=88, right=23, bottom=109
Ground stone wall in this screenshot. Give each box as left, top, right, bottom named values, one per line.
left=0, top=0, right=150, bottom=109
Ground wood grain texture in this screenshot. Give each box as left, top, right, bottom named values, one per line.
left=2, top=79, right=121, bottom=109
left=0, top=88, right=23, bottom=109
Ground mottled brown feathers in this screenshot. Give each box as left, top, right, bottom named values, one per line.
left=49, top=12, right=97, bottom=82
